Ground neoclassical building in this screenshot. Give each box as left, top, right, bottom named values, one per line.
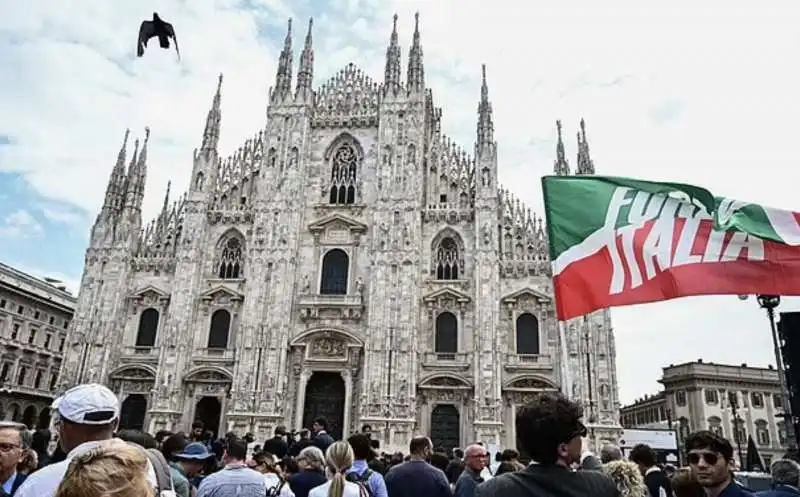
left=59, top=14, right=622, bottom=451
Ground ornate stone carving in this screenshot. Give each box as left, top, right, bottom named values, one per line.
left=309, top=337, right=347, bottom=358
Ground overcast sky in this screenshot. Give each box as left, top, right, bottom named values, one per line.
left=1, top=0, right=798, bottom=405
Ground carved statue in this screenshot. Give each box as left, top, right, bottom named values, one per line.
left=302, top=274, right=311, bottom=293
left=482, top=224, right=491, bottom=246
left=355, top=277, right=364, bottom=296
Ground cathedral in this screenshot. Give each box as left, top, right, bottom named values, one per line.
left=59, top=14, right=622, bottom=451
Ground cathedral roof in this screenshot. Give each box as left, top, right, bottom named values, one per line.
left=314, top=63, right=380, bottom=124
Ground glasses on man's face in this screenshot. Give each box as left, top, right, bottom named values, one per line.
left=469, top=452, right=489, bottom=459
left=567, top=422, right=588, bottom=441
left=688, top=451, right=719, bottom=466
left=0, top=443, right=20, bottom=453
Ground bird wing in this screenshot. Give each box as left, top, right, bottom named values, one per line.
left=163, top=21, right=181, bottom=61
left=137, top=20, right=156, bottom=56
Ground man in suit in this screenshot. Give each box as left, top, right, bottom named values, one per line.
left=312, top=418, right=334, bottom=453
left=0, top=422, right=28, bottom=495
left=475, top=392, right=620, bottom=497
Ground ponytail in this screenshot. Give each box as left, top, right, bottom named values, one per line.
left=328, top=469, right=346, bottom=497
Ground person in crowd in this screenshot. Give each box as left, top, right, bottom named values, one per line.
left=493, top=462, right=518, bottom=476
left=475, top=392, right=619, bottom=497
left=159, top=433, right=193, bottom=497
left=116, top=429, right=158, bottom=449
left=154, top=430, right=173, bottom=448
left=16, top=384, right=157, bottom=497
left=384, top=436, right=451, bottom=497
left=280, top=456, right=300, bottom=477
left=671, top=467, right=705, bottom=497
left=429, top=452, right=451, bottom=475
left=685, top=430, right=750, bottom=497
left=499, top=449, right=525, bottom=472
left=290, top=430, right=314, bottom=457
left=600, top=445, right=623, bottom=464
left=346, top=433, right=387, bottom=497
left=265, top=427, right=290, bottom=460
left=252, top=451, right=294, bottom=497
left=18, top=448, right=38, bottom=476
left=309, top=441, right=362, bottom=497
left=629, top=444, right=671, bottom=497
left=445, top=449, right=465, bottom=487
left=173, top=442, right=216, bottom=496
left=454, top=444, right=489, bottom=497
left=489, top=452, right=502, bottom=476
left=288, top=446, right=328, bottom=497
left=53, top=439, right=155, bottom=497
left=197, top=437, right=265, bottom=496
left=312, top=420, right=335, bottom=454
left=603, top=459, right=648, bottom=497
left=0, top=421, right=30, bottom=495
left=190, top=422, right=205, bottom=444
left=580, top=450, right=604, bottom=471
left=756, top=458, right=800, bottom=497
left=30, top=429, right=51, bottom=470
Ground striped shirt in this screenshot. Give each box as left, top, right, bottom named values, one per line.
left=196, top=464, right=266, bottom=497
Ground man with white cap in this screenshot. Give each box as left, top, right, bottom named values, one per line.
left=15, top=383, right=158, bottom=497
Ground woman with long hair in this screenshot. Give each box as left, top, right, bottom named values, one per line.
left=308, top=441, right=363, bottom=497
left=602, top=460, right=648, bottom=497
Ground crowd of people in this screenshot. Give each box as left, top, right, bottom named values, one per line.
left=0, top=382, right=798, bottom=497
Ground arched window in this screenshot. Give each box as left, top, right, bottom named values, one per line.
left=320, top=249, right=349, bottom=295
left=329, top=142, right=358, bottom=205
left=755, top=419, right=770, bottom=445
left=733, top=418, right=747, bottom=445
left=217, top=236, right=244, bottom=279
left=778, top=421, right=787, bottom=445
left=515, top=313, right=540, bottom=355
left=434, top=237, right=460, bottom=280
left=708, top=416, right=723, bottom=437
left=675, top=390, right=687, bottom=406
left=434, top=312, right=458, bottom=357
left=751, top=392, right=764, bottom=408
left=135, top=308, right=159, bottom=347
left=207, top=309, right=231, bottom=349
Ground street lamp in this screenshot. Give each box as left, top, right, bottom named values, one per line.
left=729, top=395, right=745, bottom=469
left=740, top=294, right=797, bottom=450
left=583, top=319, right=596, bottom=444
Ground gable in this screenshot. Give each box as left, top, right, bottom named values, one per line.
left=501, top=287, right=551, bottom=304
left=130, top=285, right=169, bottom=299
left=422, top=287, right=471, bottom=304
left=199, top=284, right=244, bottom=302
left=308, top=214, right=368, bottom=234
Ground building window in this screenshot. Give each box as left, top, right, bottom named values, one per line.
left=33, top=310, right=40, bottom=320
left=207, top=309, right=231, bottom=349
left=58, top=337, right=65, bottom=352
left=27, top=329, right=36, bottom=345
left=0, top=299, right=5, bottom=308
left=705, top=389, right=719, bottom=405
left=0, top=364, right=9, bottom=382
left=774, top=394, right=783, bottom=409
left=63, top=320, right=69, bottom=329
left=217, top=236, right=244, bottom=279
left=434, top=312, right=458, bottom=358
left=49, top=316, right=54, bottom=325
left=434, top=237, right=461, bottom=280
left=49, top=373, right=57, bottom=391
left=17, top=367, right=27, bottom=386
left=778, top=421, right=787, bottom=445
left=675, top=390, right=687, bottom=406
left=733, top=419, right=747, bottom=445
left=34, top=370, right=43, bottom=389
left=328, top=141, right=359, bottom=205
left=751, top=392, right=764, bottom=408
left=755, top=419, right=770, bottom=445
left=728, top=391, right=739, bottom=408
left=320, top=249, right=349, bottom=295
left=515, top=313, right=540, bottom=355
left=135, top=308, right=159, bottom=348
left=708, top=416, right=723, bottom=437
left=11, top=324, right=19, bottom=340
left=44, top=334, right=51, bottom=349
left=16, top=305, right=23, bottom=315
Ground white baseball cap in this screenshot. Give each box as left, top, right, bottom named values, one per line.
left=57, top=384, right=120, bottom=425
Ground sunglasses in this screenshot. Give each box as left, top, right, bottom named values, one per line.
left=688, top=451, right=719, bottom=465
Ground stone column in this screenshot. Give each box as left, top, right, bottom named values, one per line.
left=294, top=370, right=310, bottom=429
left=341, top=370, right=352, bottom=439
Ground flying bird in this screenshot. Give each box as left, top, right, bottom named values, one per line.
left=137, top=12, right=180, bottom=61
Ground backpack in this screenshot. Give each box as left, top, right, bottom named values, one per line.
left=143, top=447, right=177, bottom=497
left=266, top=479, right=286, bottom=497
left=345, top=469, right=374, bottom=497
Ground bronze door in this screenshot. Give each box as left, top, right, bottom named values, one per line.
left=430, top=404, right=460, bottom=453
left=303, top=372, right=346, bottom=440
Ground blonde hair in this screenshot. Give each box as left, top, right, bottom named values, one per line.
left=54, top=439, right=154, bottom=497
left=325, top=441, right=354, bottom=497
left=603, top=460, right=648, bottom=497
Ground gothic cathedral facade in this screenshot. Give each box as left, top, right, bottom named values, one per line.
left=59, top=15, right=622, bottom=451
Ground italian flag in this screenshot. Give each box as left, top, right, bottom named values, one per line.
left=541, top=176, right=800, bottom=321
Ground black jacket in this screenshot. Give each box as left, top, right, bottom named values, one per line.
left=475, top=464, right=620, bottom=497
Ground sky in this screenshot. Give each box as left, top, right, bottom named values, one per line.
left=1, top=0, right=799, bottom=405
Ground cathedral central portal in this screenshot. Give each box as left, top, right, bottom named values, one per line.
left=302, top=372, right=346, bottom=440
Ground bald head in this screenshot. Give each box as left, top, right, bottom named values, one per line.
left=465, top=444, right=485, bottom=457
left=464, top=444, right=489, bottom=471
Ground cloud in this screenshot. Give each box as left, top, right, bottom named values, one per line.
left=0, top=209, right=43, bottom=239
left=1, top=0, right=799, bottom=404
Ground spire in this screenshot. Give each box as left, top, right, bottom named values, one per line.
left=475, top=64, right=494, bottom=155
left=201, top=74, right=223, bottom=151
left=157, top=180, right=171, bottom=232
left=295, top=18, right=314, bottom=101
left=125, top=128, right=150, bottom=211
left=102, top=129, right=130, bottom=213
left=272, top=19, right=294, bottom=103
left=406, top=12, right=424, bottom=94
left=122, top=136, right=140, bottom=209
left=576, top=118, right=595, bottom=175
left=383, top=14, right=402, bottom=95
left=553, top=120, right=570, bottom=175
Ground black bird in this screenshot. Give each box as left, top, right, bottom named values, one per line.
left=137, top=12, right=180, bottom=60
